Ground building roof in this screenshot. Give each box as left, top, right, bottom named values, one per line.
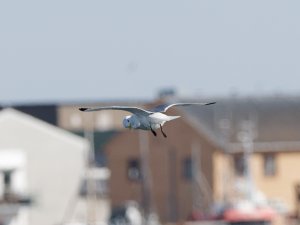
left=177, top=95, right=300, bottom=152
left=0, top=108, right=88, bottom=149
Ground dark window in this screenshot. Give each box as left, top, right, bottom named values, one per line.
left=3, top=171, right=11, bottom=187
left=234, top=154, right=245, bottom=176
left=264, top=154, right=276, bottom=176
left=183, top=157, right=193, bottom=181
left=127, top=158, right=142, bottom=181
left=3, top=170, right=13, bottom=199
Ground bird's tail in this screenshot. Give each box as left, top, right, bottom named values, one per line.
left=166, top=115, right=181, bottom=121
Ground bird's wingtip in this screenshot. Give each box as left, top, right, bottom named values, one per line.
left=79, top=107, right=88, bottom=111
left=206, top=102, right=216, bottom=105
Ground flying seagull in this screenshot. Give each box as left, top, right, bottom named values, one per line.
left=79, top=102, right=216, bottom=138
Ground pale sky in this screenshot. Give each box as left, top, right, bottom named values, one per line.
left=1, top=1, right=300, bottom=104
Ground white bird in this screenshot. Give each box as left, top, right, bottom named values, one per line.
left=79, top=102, right=215, bottom=138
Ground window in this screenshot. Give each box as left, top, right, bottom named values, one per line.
left=96, top=112, right=113, bottom=131
left=127, top=158, right=142, bottom=181
left=183, top=157, right=193, bottom=181
left=70, top=113, right=82, bottom=129
left=264, top=154, right=276, bottom=176
left=234, top=154, right=245, bottom=176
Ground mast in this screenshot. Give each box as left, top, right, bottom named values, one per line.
left=237, top=120, right=256, bottom=200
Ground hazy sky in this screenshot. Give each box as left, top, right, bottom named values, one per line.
left=1, top=1, right=300, bottom=104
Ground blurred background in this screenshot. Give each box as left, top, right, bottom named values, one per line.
left=0, top=1, right=300, bottom=225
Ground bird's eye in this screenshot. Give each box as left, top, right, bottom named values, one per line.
left=127, top=120, right=129, bottom=122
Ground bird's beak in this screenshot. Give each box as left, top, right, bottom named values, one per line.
left=128, top=123, right=132, bottom=129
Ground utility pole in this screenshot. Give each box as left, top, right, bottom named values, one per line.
left=139, top=131, right=153, bottom=225
left=83, top=113, right=97, bottom=225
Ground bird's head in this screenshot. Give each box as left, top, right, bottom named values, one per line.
left=123, top=115, right=140, bottom=129
left=123, top=115, right=133, bottom=129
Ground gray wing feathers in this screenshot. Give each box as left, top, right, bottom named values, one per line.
left=79, top=106, right=151, bottom=115
left=152, top=102, right=216, bottom=113
left=79, top=102, right=216, bottom=114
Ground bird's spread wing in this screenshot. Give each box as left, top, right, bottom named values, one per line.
left=152, top=102, right=216, bottom=113
left=79, top=106, right=151, bottom=116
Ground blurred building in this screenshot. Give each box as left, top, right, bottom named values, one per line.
left=182, top=95, right=300, bottom=216
left=0, top=108, right=88, bottom=225
left=65, top=96, right=300, bottom=222
left=7, top=95, right=300, bottom=223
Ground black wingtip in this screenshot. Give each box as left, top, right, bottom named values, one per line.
left=79, top=107, right=88, bottom=111
left=206, top=102, right=216, bottom=105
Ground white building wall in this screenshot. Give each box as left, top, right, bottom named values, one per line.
left=0, top=109, right=89, bottom=225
